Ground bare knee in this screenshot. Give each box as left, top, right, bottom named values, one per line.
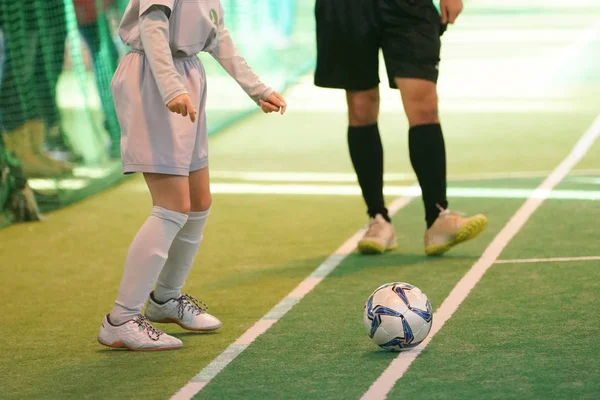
left=395, top=78, right=439, bottom=127
left=405, top=99, right=438, bottom=127
left=144, top=173, right=191, bottom=215
left=346, top=88, right=380, bottom=126
left=156, top=197, right=191, bottom=215
left=188, top=168, right=212, bottom=212
left=190, top=192, right=212, bottom=212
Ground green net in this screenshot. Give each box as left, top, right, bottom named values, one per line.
left=0, top=0, right=315, bottom=227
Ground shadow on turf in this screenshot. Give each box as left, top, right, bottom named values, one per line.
left=331, top=252, right=478, bottom=278
left=360, top=349, right=404, bottom=360
left=208, top=251, right=478, bottom=290
left=170, top=331, right=219, bottom=338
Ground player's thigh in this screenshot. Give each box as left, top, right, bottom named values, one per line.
left=144, top=173, right=191, bottom=214
left=188, top=167, right=211, bottom=212
left=378, top=0, right=443, bottom=88
left=188, top=65, right=210, bottom=212
left=314, top=0, right=380, bottom=91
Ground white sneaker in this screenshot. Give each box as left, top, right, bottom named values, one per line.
left=357, top=214, right=398, bottom=255
left=145, top=293, right=222, bottom=332
left=97, top=314, right=183, bottom=351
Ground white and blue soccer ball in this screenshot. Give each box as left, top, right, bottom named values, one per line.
left=363, top=282, right=433, bottom=351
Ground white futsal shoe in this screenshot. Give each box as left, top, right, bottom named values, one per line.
left=97, top=314, right=183, bottom=351
left=145, top=293, right=223, bottom=332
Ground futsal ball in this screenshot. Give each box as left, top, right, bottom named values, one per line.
left=363, top=282, right=433, bottom=351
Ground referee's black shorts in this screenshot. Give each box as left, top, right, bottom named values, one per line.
left=314, top=0, right=446, bottom=91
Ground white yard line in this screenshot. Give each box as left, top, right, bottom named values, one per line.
left=170, top=188, right=419, bottom=400
left=495, top=256, right=600, bottom=264
left=206, top=184, right=600, bottom=200
left=209, top=169, right=600, bottom=183
left=360, top=115, right=600, bottom=400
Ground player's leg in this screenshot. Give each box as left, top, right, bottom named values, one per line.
left=395, top=77, right=447, bottom=228
left=379, top=0, right=487, bottom=255
left=98, top=173, right=189, bottom=351
left=32, top=0, right=81, bottom=162
left=315, top=0, right=396, bottom=255
left=347, top=89, right=386, bottom=221
left=346, top=88, right=397, bottom=254
left=145, top=167, right=222, bottom=332
left=0, top=0, right=68, bottom=177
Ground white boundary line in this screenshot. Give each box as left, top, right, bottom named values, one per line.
left=209, top=169, right=600, bottom=183
left=203, top=184, right=600, bottom=200
left=170, top=187, right=420, bottom=400
left=360, top=115, right=600, bottom=400
left=496, top=256, right=600, bottom=264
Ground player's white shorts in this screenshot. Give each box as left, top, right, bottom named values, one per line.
left=111, top=50, right=208, bottom=176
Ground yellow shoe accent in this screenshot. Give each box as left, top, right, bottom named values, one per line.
left=358, top=240, right=397, bottom=255
left=425, top=211, right=488, bottom=256
left=357, top=214, right=397, bottom=255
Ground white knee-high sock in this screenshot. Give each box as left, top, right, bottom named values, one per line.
left=154, top=209, right=209, bottom=303
left=109, top=206, right=188, bottom=325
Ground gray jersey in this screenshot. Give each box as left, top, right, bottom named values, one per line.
left=119, top=0, right=273, bottom=105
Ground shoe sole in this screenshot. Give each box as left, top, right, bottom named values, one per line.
left=425, top=215, right=488, bottom=256
left=97, top=337, right=183, bottom=351
left=357, top=240, right=398, bottom=255
left=146, top=317, right=222, bottom=332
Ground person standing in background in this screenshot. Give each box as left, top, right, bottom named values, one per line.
left=34, top=0, right=82, bottom=162
left=0, top=0, right=73, bottom=177
left=74, top=0, right=122, bottom=159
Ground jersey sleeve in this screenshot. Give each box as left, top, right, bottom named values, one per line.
left=139, top=0, right=175, bottom=17
left=208, top=4, right=274, bottom=105
left=139, top=5, right=187, bottom=105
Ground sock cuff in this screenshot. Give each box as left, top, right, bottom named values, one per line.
left=151, top=206, right=189, bottom=229
left=348, top=123, right=379, bottom=132
left=409, top=123, right=442, bottom=135
left=188, top=208, right=210, bottom=221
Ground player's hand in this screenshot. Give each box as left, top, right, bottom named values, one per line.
left=167, top=93, right=197, bottom=123
left=259, top=91, right=287, bottom=115
left=440, top=0, right=463, bottom=24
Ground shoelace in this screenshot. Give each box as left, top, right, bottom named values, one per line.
left=132, top=315, right=163, bottom=341
left=176, top=294, right=208, bottom=319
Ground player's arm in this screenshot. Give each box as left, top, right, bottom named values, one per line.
left=208, top=4, right=286, bottom=114
left=139, top=4, right=196, bottom=121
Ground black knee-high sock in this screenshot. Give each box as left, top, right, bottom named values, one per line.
left=409, top=123, right=448, bottom=228
left=348, top=124, right=390, bottom=221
